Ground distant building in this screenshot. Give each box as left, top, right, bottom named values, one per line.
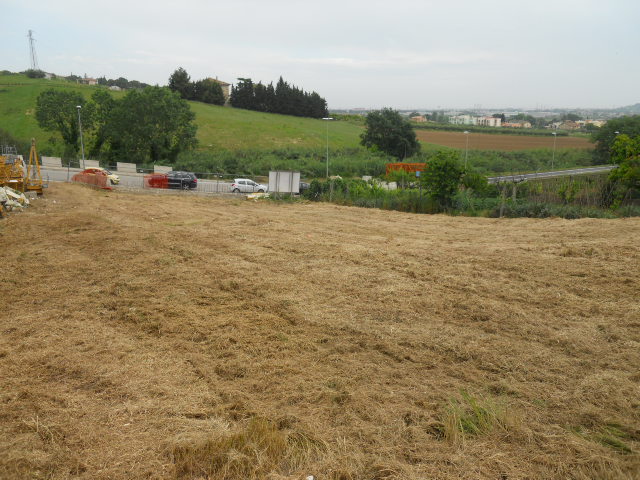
left=410, top=115, right=427, bottom=123
left=584, top=119, right=606, bottom=128
left=503, top=121, right=532, bottom=128
left=450, top=114, right=501, bottom=127
left=208, top=77, right=231, bottom=102
left=558, top=121, right=580, bottom=130
left=450, top=114, right=475, bottom=125
left=108, top=85, right=122, bottom=91
left=476, top=116, right=501, bottom=127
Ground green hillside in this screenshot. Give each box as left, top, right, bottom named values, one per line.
left=190, top=102, right=363, bottom=151
left=0, top=74, right=363, bottom=155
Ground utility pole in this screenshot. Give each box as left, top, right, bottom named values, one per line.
left=463, top=130, right=470, bottom=169
left=551, top=129, right=557, bottom=170
left=27, top=30, right=39, bottom=71
left=322, top=117, right=333, bottom=178
left=77, top=106, right=85, bottom=169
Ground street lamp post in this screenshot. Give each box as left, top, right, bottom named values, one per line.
left=551, top=130, right=557, bottom=170
left=463, top=130, right=470, bottom=169
left=322, top=117, right=333, bottom=178
left=77, top=105, right=85, bottom=169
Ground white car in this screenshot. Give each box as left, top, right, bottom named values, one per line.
left=82, top=167, right=120, bottom=185
left=231, top=178, right=268, bottom=193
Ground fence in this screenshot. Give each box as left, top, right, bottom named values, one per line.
left=38, top=160, right=270, bottom=195
left=504, top=174, right=637, bottom=208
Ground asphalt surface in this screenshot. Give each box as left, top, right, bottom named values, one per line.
left=40, top=167, right=244, bottom=194
left=487, top=165, right=616, bottom=184
left=40, top=164, right=617, bottom=193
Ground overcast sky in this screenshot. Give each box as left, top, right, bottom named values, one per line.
left=3, top=0, right=639, bottom=110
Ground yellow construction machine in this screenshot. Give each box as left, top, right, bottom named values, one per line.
left=0, top=138, right=43, bottom=195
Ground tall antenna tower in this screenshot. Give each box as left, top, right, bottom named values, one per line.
left=28, top=30, right=39, bottom=70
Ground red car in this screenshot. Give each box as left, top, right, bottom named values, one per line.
left=144, top=171, right=197, bottom=189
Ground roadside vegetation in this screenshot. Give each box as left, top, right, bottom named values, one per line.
left=300, top=146, right=639, bottom=219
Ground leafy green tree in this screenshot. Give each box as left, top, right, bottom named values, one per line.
left=420, top=151, right=465, bottom=207
left=25, top=69, right=45, bottom=78
left=230, top=78, right=255, bottom=109
left=462, top=170, right=490, bottom=195
left=253, top=82, right=270, bottom=112
left=113, top=77, right=130, bottom=89
left=193, top=78, right=225, bottom=105
left=607, top=134, right=640, bottom=206
left=35, top=89, right=93, bottom=157
left=591, top=115, right=640, bottom=163
left=88, top=89, right=117, bottom=158
left=360, top=108, right=421, bottom=159
left=562, top=113, right=582, bottom=121
left=100, top=86, right=197, bottom=163
left=168, top=67, right=194, bottom=100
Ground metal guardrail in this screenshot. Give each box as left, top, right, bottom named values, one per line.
left=487, top=165, right=616, bottom=184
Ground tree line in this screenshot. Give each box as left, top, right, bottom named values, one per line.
left=35, top=87, right=197, bottom=163
left=168, top=68, right=226, bottom=106
left=95, top=76, right=149, bottom=89
left=230, top=76, right=328, bottom=119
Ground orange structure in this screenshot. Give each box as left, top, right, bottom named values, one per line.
left=71, top=169, right=113, bottom=190
left=385, top=162, right=427, bottom=175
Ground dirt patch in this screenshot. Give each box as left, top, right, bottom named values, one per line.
left=1, top=184, right=639, bottom=479
left=418, top=130, right=594, bottom=151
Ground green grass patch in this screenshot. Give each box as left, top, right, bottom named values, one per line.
left=569, top=422, right=636, bottom=454
left=439, top=391, right=514, bottom=445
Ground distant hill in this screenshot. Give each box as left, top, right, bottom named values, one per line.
left=0, top=74, right=364, bottom=157
left=618, top=103, right=640, bottom=114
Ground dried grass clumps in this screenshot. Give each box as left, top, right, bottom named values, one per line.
left=439, top=391, right=516, bottom=445
left=570, top=422, right=638, bottom=455
left=169, top=417, right=326, bottom=479
left=573, top=372, right=636, bottom=412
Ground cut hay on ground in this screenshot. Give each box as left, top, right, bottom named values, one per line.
left=1, top=183, right=638, bottom=479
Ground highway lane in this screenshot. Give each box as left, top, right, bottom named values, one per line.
left=40, top=164, right=618, bottom=192
left=40, top=166, right=238, bottom=193
left=488, top=165, right=615, bottom=184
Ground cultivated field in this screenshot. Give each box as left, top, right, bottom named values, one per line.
left=1, top=184, right=639, bottom=479
left=417, top=130, right=594, bottom=151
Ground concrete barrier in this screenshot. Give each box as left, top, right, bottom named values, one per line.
left=154, top=165, right=173, bottom=173
left=82, top=159, right=100, bottom=169
left=117, top=162, right=137, bottom=173
left=41, top=156, right=62, bottom=168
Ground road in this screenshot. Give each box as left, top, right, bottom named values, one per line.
left=40, top=164, right=618, bottom=192
left=487, top=165, right=615, bottom=184
left=40, top=166, right=240, bottom=193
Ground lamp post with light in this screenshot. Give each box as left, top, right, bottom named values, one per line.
left=551, top=128, right=558, bottom=170
left=463, top=130, right=470, bottom=169
left=322, top=117, right=333, bottom=178
left=77, top=105, right=85, bottom=169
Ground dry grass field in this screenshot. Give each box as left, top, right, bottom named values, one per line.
left=1, top=184, right=639, bottom=480
left=416, top=130, right=594, bottom=151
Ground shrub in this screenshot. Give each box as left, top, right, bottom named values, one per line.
left=24, top=69, right=46, bottom=79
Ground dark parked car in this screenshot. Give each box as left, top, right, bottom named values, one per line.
left=167, top=171, right=198, bottom=190
left=299, top=182, right=310, bottom=193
